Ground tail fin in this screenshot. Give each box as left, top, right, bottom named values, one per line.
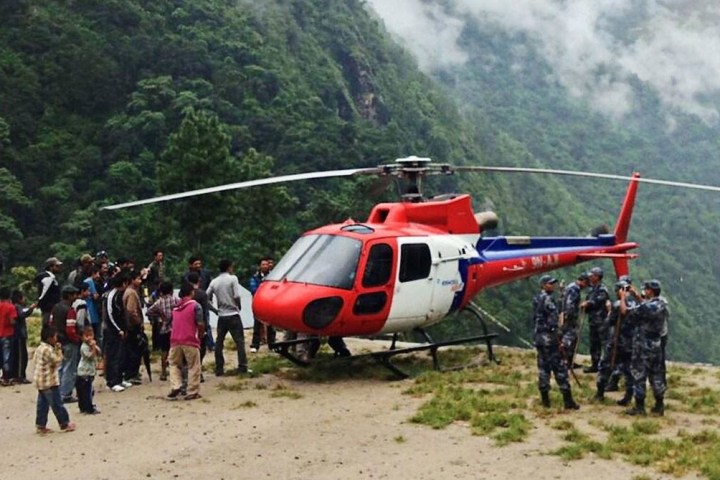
left=612, top=172, right=640, bottom=278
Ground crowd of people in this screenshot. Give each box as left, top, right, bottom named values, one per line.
left=0, top=250, right=279, bottom=433
left=1, top=251, right=674, bottom=434
left=532, top=266, right=669, bottom=416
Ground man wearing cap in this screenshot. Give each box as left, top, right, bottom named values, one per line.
left=560, top=272, right=589, bottom=367
left=606, top=276, right=638, bottom=399
left=50, top=285, right=82, bottom=402
left=533, top=275, right=580, bottom=410
left=36, top=257, right=63, bottom=326
left=594, top=279, right=637, bottom=402
left=68, top=254, right=94, bottom=288
left=620, top=279, right=668, bottom=416
left=581, top=266, right=610, bottom=373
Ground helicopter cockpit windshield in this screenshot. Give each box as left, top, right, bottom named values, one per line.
left=266, top=234, right=362, bottom=290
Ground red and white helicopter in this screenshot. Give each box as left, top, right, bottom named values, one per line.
left=104, top=156, right=720, bottom=373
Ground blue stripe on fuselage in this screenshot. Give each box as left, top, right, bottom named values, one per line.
left=475, top=234, right=616, bottom=262
left=449, top=255, right=483, bottom=314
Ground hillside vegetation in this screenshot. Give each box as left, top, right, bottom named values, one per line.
left=1, top=0, right=719, bottom=362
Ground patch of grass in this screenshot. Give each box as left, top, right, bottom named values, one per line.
left=665, top=389, right=687, bottom=402
left=234, top=400, right=258, bottom=409
left=686, top=387, right=720, bottom=414
left=409, top=380, right=530, bottom=445
left=667, top=373, right=697, bottom=389
left=553, top=444, right=585, bottom=460
left=216, top=379, right=248, bottom=392
left=551, top=420, right=574, bottom=431
left=491, top=415, right=531, bottom=446
left=472, top=412, right=531, bottom=445
left=631, top=420, right=661, bottom=435
left=562, top=428, right=589, bottom=443
left=393, top=435, right=406, bottom=444
left=270, top=384, right=303, bottom=399
left=250, top=354, right=293, bottom=375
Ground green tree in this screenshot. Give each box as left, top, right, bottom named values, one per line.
left=157, top=109, right=242, bottom=254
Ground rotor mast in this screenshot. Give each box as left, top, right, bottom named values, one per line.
left=381, top=156, right=453, bottom=202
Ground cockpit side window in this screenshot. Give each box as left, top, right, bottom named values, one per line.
left=399, top=243, right=431, bottom=282
left=362, top=243, right=393, bottom=288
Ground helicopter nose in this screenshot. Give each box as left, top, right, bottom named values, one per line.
left=252, top=281, right=346, bottom=334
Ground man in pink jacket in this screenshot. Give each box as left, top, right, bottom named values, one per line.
left=167, top=283, right=205, bottom=400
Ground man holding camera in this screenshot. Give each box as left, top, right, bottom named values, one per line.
left=594, top=278, right=637, bottom=401
left=620, top=279, right=668, bottom=416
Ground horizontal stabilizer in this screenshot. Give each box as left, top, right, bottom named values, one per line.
left=577, top=253, right=638, bottom=260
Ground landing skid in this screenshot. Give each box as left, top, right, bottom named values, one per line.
left=269, top=304, right=500, bottom=379
left=369, top=330, right=499, bottom=379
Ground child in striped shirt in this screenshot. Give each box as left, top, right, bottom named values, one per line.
left=34, top=325, right=75, bottom=433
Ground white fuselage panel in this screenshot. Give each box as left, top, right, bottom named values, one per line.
left=380, top=234, right=480, bottom=334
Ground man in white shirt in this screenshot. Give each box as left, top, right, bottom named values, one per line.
left=206, top=259, right=250, bottom=376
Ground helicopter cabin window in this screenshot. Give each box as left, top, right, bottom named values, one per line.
left=353, top=292, right=388, bottom=315
left=266, top=234, right=362, bottom=290
left=362, top=243, right=393, bottom=288
left=399, top=243, right=431, bottom=282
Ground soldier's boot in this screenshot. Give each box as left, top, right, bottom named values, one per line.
left=651, top=398, right=664, bottom=416
left=626, top=397, right=646, bottom=416
left=605, top=375, right=620, bottom=392
left=540, top=390, right=551, bottom=408
left=583, top=364, right=599, bottom=374
left=594, top=382, right=605, bottom=401
left=616, top=388, right=633, bottom=406
left=562, top=390, right=580, bottom=410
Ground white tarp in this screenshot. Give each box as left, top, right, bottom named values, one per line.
left=148, top=286, right=255, bottom=329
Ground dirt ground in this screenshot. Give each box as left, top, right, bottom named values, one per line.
left=0, top=338, right=703, bottom=480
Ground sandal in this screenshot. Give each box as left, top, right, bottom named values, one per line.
left=60, top=422, right=76, bottom=432
left=184, top=393, right=202, bottom=401
left=36, top=426, right=54, bottom=435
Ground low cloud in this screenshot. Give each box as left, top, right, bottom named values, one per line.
left=366, top=0, right=720, bottom=123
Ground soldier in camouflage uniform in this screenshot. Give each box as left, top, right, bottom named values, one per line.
left=607, top=275, right=638, bottom=404
left=533, top=275, right=579, bottom=410
left=581, top=266, right=610, bottom=373
left=560, top=272, right=589, bottom=367
left=594, top=279, right=638, bottom=402
left=620, top=279, right=668, bottom=416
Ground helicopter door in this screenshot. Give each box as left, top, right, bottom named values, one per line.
left=383, top=240, right=433, bottom=332
left=352, top=241, right=395, bottom=331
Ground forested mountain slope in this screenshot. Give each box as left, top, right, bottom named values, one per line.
left=1, top=0, right=719, bottom=362
left=369, top=1, right=720, bottom=362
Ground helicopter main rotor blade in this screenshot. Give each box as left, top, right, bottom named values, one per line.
left=101, top=168, right=381, bottom=210
left=454, top=166, right=720, bottom=193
